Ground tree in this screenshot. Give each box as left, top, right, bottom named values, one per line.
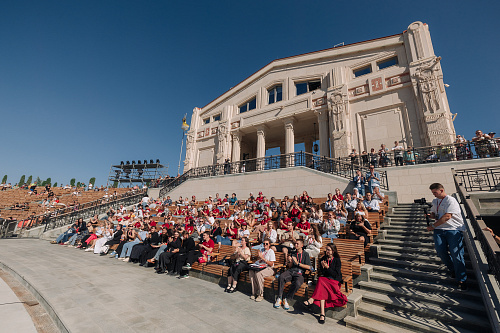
left=1, top=175, right=7, bottom=184
left=53, top=182, right=58, bottom=187
left=36, top=177, right=42, bottom=186
left=89, top=177, right=96, bottom=187
left=113, top=181, right=118, bottom=188
left=26, top=175, right=33, bottom=185
left=42, top=180, right=47, bottom=186
left=70, top=178, right=76, bottom=187
left=77, top=181, right=81, bottom=188
left=45, top=177, right=51, bottom=186
left=19, top=175, right=26, bottom=187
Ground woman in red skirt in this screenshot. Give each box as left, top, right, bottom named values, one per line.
left=303, top=243, right=347, bottom=324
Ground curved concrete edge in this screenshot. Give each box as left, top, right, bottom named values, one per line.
left=0, top=261, right=70, bottom=333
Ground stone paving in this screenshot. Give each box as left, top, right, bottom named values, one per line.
left=0, top=269, right=37, bottom=333
left=0, top=239, right=357, bottom=333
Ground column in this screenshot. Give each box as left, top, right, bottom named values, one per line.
left=316, top=110, right=330, bottom=157
left=256, top=126, right=266, bottom=171
left=231, top=132, right=241, bottom=162
left=256, top=127, right=266, bottom=158
left=284, top=118, right=295, bottom=166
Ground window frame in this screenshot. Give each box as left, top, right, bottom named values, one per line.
left=353, top=65, right=372, bottom=78
left=295, top=79, right=322, bottom=96
left=238, top=97, right=257, bottom=114
left=377, top=56, right=399, bottom=71
left=203, top=117, right=210, bottom=125
left=267, top=84, right=283, bottom=105
left=212, top=114, right=221, bottom=122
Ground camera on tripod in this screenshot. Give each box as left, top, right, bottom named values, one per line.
left=414, top=198, right=432, bottom=226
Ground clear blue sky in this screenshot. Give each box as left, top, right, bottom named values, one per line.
left=0, top=0, right=498, bottom=186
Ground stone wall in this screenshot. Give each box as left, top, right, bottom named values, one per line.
left=160, top=158, right=500, bottom=204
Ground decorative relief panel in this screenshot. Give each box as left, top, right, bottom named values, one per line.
left=369, top=76, right=385, bottom=94
left=231, top=121, right=240, bottom=129
left=197, top=131, right=205, bottom=139
left=313, top=96, right=326, bottom=107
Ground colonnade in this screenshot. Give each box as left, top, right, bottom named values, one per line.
left=230, top=112, right=330, bottom=162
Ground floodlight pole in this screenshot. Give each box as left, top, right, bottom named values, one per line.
left=177, top=130, right=186, bottom=176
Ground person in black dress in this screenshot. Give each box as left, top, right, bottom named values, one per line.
left=348, top=213, right=372, bottom=246
left=155, top=231, right=181, bottom=274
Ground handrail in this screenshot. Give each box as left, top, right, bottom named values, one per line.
left=452, top=168, right=500, bottom=284
left=13, top=189, right=147, bottom=235
left=159, top=151, right=389, bottom=198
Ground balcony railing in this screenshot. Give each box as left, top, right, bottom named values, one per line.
left=159, top=151, right=389, bottom=197
left=454, top=166, right=500, bottom=192
left=340, top=140, right=500, bottom=168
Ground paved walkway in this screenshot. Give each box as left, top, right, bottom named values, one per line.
left=0, top=239, right=357, bottom=333
left=0, top=270, right=38, bottom=333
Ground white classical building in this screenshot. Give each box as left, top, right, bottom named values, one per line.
left=184, top=21, right=456, bottom=170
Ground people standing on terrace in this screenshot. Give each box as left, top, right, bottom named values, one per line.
left=378, top=144, right=390, bottom=167
left=392, top=141, right=404, bottom=166
left=472, top=130, right=492, bottom=158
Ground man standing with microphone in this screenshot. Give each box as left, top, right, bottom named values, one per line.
left=426, top=183, right=467, bottom=290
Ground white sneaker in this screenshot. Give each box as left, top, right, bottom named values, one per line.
left=85, top=248, right=93, bottom=252
left=67, top=245, right=74, bottom=248
left=122, top=257, right=130, bottom=262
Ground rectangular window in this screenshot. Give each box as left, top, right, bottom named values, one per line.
left=295, top=80, right=321, bottom=96
left=268, top=85, right=283, bottom=104
left=354, top=65, right=372, bottom=78
left=213, top=114, right=221, bottom=122
left=239, top=97, right=256, bottom=114
left=203, top=118, right=210, bottom=124
left=377, top=56, right=398, bottom=70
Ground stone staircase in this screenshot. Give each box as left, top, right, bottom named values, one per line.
left=344, top=203, right=492, bottom=333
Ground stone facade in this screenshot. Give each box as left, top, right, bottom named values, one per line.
left=184, top=21, right=456, bottom=170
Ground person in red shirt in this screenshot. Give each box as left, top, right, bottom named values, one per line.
left=289, top=201, right=302, bottom=223
left=300, top=191, right=310, bottom=207
left=221, top=206, right=231, bottom=218
left=256, top=191, right=264, bottom=203
left=185, top=219, right=195, bottom=235
left=278, top=211, right=293, bottom=238
left=333, top=188, right=344, bottom=203
left=296, top=213, right=312, bottom=236
left=212, top=206, right=220, bottom=217
left=178, top=232, right=215, bottom=278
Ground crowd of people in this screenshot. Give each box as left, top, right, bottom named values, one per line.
left=51, top=175, right=387, bottom=323
left=347, top=130, right=499, bottom=167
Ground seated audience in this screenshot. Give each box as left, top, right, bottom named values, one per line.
left=348, top=213, right=372, bottom=246
left=363, top=193, right=380, bottom=212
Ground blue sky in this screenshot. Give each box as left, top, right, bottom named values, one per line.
left=0, top=1, right=498, bottom=186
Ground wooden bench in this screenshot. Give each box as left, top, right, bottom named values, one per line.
left=332, top=238, right=365, bottom=276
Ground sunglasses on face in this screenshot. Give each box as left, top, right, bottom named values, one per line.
left=263, top=243, right=270, bottom=245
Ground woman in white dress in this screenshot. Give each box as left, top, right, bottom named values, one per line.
left=94, top=222, right=114, bottom=254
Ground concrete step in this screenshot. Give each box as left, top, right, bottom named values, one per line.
left=356, top=303, right=478, bottom=333
left=378, top=251, right=473, bottom=268
left=344, top=314, right=416, bottom=333
left=376, top=239, right=435, bottom=249
left=384, top=234, right=435, bottom=243
left=371, top=266, right=478, bottom=289
left=381, top=229, right=435, bottom=237
left=378, top=245, right=470, bottom=260
left=369, top=272, right=481, bottom=301
left=359, top=280, right=483, bottom=306
left=369, top=257, right=475, bottom=276
left=360, top=290, right=489, bottom=331
left=383, top=222, right=429, bottom=227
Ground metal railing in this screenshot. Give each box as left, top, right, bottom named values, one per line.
left=454, top=166, right=500, bottom=192
left=452, top=168, right=500, bottom=284
left=159, top=151, right=389, bottom=197
left=10, top=189, right=147, bottom=236
left=341, top=140, right=500, bottom=168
